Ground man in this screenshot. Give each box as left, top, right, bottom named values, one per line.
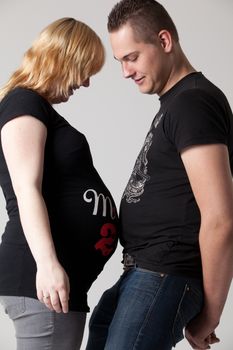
left=86, top=1, right=233, bottom=349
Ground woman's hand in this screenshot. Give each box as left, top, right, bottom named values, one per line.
left=36, top=260, right=70, bottom=313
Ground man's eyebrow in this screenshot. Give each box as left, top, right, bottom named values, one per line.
left=114, top=52, right=138, bottom=61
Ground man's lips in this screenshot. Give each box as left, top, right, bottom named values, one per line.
left=134, top=77, right=144, bottom=85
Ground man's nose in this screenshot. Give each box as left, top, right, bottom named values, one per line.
left=122, top=62, right=134, bottom=79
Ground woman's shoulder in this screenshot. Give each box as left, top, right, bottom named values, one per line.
left=0, top=87, right=52, bottom=129
left=1, top=87, right=49, bottom=108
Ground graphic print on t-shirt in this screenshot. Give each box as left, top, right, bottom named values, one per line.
left=94, top=223, right=117, bottom=256
left=83, top=188, right=117, bottom=256
left=83, top=189, right=116, bottom=219
left=122, top=113, right=163, bottom=204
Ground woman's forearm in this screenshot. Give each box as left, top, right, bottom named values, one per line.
left=15, top=186, right=58, bottom=266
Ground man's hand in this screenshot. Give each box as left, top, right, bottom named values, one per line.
left=185, top=312, right=220, bottom=349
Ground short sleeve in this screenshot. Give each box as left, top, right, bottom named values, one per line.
left=0, top=88, right=51, bottom=130
left=165, top=89, right=230, bottom=152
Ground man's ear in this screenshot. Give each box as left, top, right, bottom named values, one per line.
left=158, top=30, right=173, bottom=52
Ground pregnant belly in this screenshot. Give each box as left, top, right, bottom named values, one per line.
left=48, top=187, right=118, bottom=259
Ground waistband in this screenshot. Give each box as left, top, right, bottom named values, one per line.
left=123, top=253, right=166, bottom=277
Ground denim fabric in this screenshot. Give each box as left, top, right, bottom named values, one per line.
left=86, top=267, right=203, bottom=350
left=0, top=296, right=86, bottom=350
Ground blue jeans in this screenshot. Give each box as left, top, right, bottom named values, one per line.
left=86, top=267, right=203, bottom=350
left=0, top=296, right=86, bottom=350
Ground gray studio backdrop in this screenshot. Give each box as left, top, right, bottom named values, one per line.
left=0, top=1, right=232, bottom=349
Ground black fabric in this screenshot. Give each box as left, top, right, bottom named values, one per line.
left=0, top=87, right=118, bottom=311
left=120, top=72, right=233, bottom=279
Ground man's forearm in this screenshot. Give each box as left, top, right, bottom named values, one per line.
left=199, top=219, right=233, bottom=325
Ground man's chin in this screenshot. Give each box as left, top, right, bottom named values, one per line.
left=138, top=86, right=155, bottom=95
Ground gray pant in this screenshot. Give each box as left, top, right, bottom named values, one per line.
left=0, top=296, right=86, bottom=350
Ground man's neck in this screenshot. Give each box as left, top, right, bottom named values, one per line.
left=159, top=45, right=196, bottom=96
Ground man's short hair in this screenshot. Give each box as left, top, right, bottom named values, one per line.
left=108, top=0, right=179, bottom=43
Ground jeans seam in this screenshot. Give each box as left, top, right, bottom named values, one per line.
left=171, top=283, right=188, bottom=346
left=132, top=274, right=168, bottom=350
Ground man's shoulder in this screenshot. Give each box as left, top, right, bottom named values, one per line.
left=173, top=74, right=228, bottom=107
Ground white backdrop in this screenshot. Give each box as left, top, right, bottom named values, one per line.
left=0, top=1, right=232, bottom=349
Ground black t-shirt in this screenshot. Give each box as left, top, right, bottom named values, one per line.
left=0, top=87, right=118, bottom=311
left=120, top=72, right=233, bottom=279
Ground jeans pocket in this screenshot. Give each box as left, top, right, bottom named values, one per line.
left=0, top=296, right=26, bottom=320
left=136, top=267, right=166, bottom=278
left=172, top=282, right=203, bottom=347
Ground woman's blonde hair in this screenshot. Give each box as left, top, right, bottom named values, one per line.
left=0, top=17, right=105, bottom=102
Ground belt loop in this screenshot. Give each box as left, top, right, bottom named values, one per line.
left=123, top=253, right=136, bottom=270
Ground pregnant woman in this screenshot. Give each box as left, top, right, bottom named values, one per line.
left=0, top=17, right=118, bottom=350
